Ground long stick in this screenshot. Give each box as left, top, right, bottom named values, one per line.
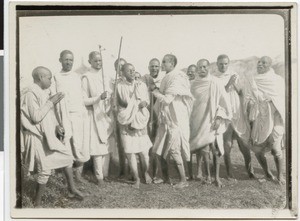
left=98, top=45, right=106, bottom=93
left=114, top=37, right=123, bottom=96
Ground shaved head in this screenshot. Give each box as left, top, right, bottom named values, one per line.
left=60, top=50, right=73, bottom=59
left=32, top=66, right=51, bottom=81
left=257, top=56, right=273, bottom=74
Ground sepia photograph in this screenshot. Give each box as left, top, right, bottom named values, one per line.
left=7, top=1, right=297, bottom=219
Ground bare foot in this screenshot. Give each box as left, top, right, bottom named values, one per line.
left=266, top=173, right=276, bottom=181
left=214, top=179, right=224, bottom=188
left=69, top=189, right=84, bottom=201
left=276, top=176, right=286, bottom=186
left=173, top=181, right=189, bottom=189
left=145, top=173, right=152, bottom=184
left=97, top=179, right=105, bottom=186
left=203, top=177, right=212, bottom=184
left=249, top=173, right=257, bottom=180
left=153, top=177, right=164, bottom=184
left=132, top=180, right=140, bottom=189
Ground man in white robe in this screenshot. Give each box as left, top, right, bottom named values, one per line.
left=82, top=51, right=115, bottom=185
left=51, top=50, right=90, bottom=182
left=213, top=54, right=256, bottom=180
left=189, top=59, right=232, bottom=187
left=141, top=58, right=165, bottom=184
left=117, top=63, right=152, bottom=188
left=21, top=66, right=84, bottom=207
left=151, top=54, right=193, bottom=188
left=245, top=56, right=285, bottom=185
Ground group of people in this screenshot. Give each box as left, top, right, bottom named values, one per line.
left=20, top=49, right=285, bottom=207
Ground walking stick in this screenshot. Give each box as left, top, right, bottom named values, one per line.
left=98, top=45, right=107, bottom=111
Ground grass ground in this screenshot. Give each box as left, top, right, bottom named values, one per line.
left=21, top=142, right=286, bottom=209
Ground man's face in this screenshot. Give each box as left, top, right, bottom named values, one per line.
left=60, top=53, right=74, bottom=72
left=123, top=65, right=136, bottom=83
left=257, top=57, right=271, bottom=74
left=40, top=70, right=52, bottom=89
left=161, top=56, right=174, bottom=73
left=197, top=61, right=209, bottom=78
left=217, top=58, right=229, bottom=73
left=148, top=60, right=160, bottom=78
left=89, top=54, right=102, bottom=70
left=187, top=66, right=196, bottom=80
left=135, top=72, right=141, bottom=81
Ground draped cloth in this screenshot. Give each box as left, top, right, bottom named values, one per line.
left=52, top=71, right=90, bottom=162
left=82, top=70, right=115, bottom=156
left=244, top=69, right=285, bottom=145
left=117, top=80, right=152, bottom=154
left=213, top=70, right=251, bottom=142
left=21, top=84, right=73, bottom=172
left=152, top=69, right=194, bottom=161
left=189, top=74, right=232, bottom=155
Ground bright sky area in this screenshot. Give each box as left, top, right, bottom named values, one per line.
left=19, top=13, right=284, bottom=86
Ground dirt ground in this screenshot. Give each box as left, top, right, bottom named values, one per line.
left=21, top=142, right=287, bottom=209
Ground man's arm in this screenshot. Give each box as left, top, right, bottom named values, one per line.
left=152, top=89, right=175, bottom=105
left=26, top=92, right=53, bottom=124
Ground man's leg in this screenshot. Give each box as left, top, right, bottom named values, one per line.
left=223, top=125, right=235, bottom=180
left=126, top=153, right=140, bottom=188
left=171, top=151, right=188, bottom=188
left=139, top=150, right=152, bottom=184
left=211, top=142, right=223, bottom=188
left=196, top=150, right=204, bottom=180
left=64, top=165, right=84, bottom=200
left=254, top=152, right=275, bottom=181
left=34, top=168, right=51, bottom=207
left=73, top=161, right=85, bottom=183
left=160, top=156, right=171, bottom=184
left=236, top=136, right=256, bottom=179
left=102, top=153, right=111, bottom=181
left=187, top=153, right=194, bottom=180
left=93, top=155, right=104, bottom=185
left=201, top=146, right=211, bottom=184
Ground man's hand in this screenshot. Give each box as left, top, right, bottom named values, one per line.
left=139, top=101, right=148, bottom=109
left=100, top=91, right=108, bottom=100
left=212, top=116, right=222, bottom=131
left=225, top=74, right=237, bottom=91
left=149, top=83, right=158, bottom=92
left=49, top=92, right=65, bottom=105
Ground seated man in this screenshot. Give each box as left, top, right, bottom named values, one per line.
left=189, top=59, right=232, bottom=187
left=245, top=56, right=285, bottom=185
left=117, top=63, right=152, bottom=188
left=21, top=66, right=84, bottom=207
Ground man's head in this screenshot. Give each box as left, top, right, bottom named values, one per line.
left=122, top=63, right=135, bottom=83
left=114, top=58, right=127, bottom=72
left=161, top=54, right=177, bottom=73
left=187, top=64, right=196, bottom=81
left=217, top=54, right=230, bottom=73
left=135, top=72, right=141, bottom=81
left=196, top=59, right=210, bottom=78
left=148, top=58, right=160, bottom=78
left=257, top=56, right=272, bottom=74
left=32, top=66, right=52, bottom=89
left=88, top=51, right=102, bottom=70
left=59, top=50, right=74, bottom=72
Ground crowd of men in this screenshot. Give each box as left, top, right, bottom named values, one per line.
left=20, top=50, right=285, bottom=207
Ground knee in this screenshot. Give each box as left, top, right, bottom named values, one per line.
left=37, top=170, right=51, bottom=185
left=271, top=149, right=283, bottom=158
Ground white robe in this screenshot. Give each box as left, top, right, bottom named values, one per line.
left=189, top=74, right=232, bottom=154
left=52, top=70, right=90, bottom=162
left=117, top=80, right=152, bottom=154
left=21, top=84, right=73, bottom=173
left=244, top=69, right=285, bottom=146
left=213, top=69, right=251, bottom=142
left=152, top=69, right=193, bottom=160
left=82, top=69, right=115, bottom=156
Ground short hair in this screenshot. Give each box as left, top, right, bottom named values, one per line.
left=121, top=63, right=134, bottom=72
left=89, top=51, right=100, bottom=61
left=114, top=58, right=127, bottom=68
left=197, top=59, right=210, bottom=66
left=261, top=56, right=273, bottom=65
left=60, top=50, right=73, bottom=58
left=164, top=54, right=177, bottom=67
left=149, top=58, right=160, bottom=65
left=187, top=64, right=197, bottom=70
left=32, top=66, right=51, bottom=81
left=217, top=54, right=230, bottom=62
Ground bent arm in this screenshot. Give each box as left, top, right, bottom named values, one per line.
left=82, top=77, right=100, bottom=106
left=152, top=90, right=175, bottom=105
left=26, top=92, right=53, bottom=124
